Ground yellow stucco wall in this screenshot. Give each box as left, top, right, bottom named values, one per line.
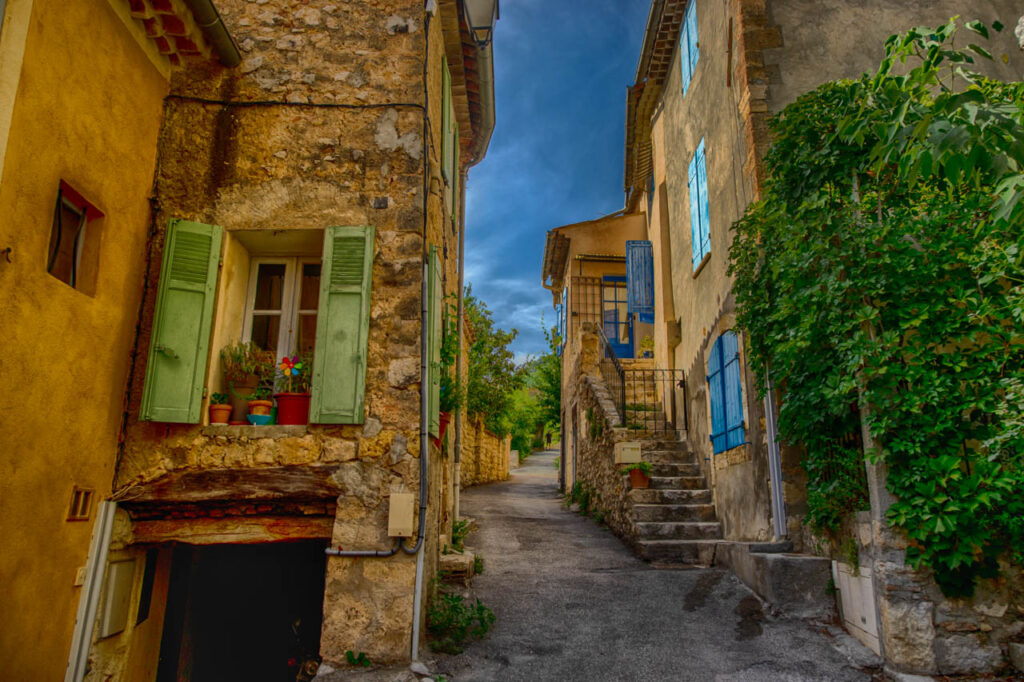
left=0, top=0, right=168, bottom=678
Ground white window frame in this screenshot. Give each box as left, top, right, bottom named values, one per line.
left=241, top=256, right=320, bottom=363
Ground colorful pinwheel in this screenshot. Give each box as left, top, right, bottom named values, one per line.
left=279, top=355, right=303, bottom=392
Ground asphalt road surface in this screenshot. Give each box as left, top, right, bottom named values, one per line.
left=433, top=449, right=879, bottom=682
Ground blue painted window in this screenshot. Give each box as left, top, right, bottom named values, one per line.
left=680, top=0, right=699, bottom=95
left=602, top=276, right=632, bottom=358
left=688, top=139, right=710, bottom=270
left=707, top=331, right=745, bottom=453
left=626, top=240, right=655, bottom=324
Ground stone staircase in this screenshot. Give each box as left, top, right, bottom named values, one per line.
left=628, top=439, right=723, bottom=565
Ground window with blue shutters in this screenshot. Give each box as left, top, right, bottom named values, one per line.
left=688, top=139, right=710, bottom=270
left=707, top=331, right=745, bottom=453
left=680, top=0, right=699, bottom=95
left=626, top=240, right=655, bottom=324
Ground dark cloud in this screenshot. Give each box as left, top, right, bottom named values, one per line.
left=464, top=0, right=650, bottom=357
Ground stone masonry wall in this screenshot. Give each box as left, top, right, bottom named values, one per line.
left=115, top=0, right=459, bottom=666
left=459, top=415, right=511, bottom=487
left=569, top=329, right=637, bottom=542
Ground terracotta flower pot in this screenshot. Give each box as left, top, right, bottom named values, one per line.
left=629, top=468, right=650, bottom=489
left=274, top=392, right=310, bottom=425
left=248, top=399, right=273, bottom=417
left=209, top=403, right=232, bottom=425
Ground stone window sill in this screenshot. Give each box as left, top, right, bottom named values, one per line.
left=202, top=425, right=309, bottom=439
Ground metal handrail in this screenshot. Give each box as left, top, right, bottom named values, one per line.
left=595, top=325, right=626, bottom=420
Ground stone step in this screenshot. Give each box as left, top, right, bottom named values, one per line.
left=640, top=440, right=688, bottom=452
left=634, top=539, right=720, bottom=565
left=650, top=462, right=701, bottom=477
left=649, top=475, right=707, bottom=490
left=643, top=449, right=697, bottom=464
left=632, top=503, right=716, bottom=522
left=634, top=521, right=723, bottom=540
left=629, top=488, right=711, bottom=504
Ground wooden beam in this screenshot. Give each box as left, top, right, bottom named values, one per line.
left=132, top=516, right=333, bottom=545
left=116, top=465, right=342, bottom=505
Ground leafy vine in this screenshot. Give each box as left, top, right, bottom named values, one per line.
left=729, top=18, right=1024, bottom=597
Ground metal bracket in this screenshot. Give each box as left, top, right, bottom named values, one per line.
left=1, top=247, right=11, bottom=263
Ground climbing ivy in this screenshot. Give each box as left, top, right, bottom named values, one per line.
left=729, top=18, right=1024, bottom=597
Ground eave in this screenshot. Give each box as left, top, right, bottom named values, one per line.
left=624, top=0, right=688, bottom=210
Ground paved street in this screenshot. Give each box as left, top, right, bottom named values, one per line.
left=434, top=450, right=879, bottom=682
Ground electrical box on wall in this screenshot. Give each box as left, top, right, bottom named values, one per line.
left=98, top=559, right=136, bottom=638
left=388, top=493, right=415, bottom=538
left=614, top=441, right=642, bottom=464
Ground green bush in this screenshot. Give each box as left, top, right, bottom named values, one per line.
left=426, top=592, right=496, bottom=655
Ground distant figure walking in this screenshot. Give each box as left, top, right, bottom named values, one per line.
left=545, top=432, right=552, bottom=448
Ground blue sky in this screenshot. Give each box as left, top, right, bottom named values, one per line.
left=463, top=0, right=651, bottom=361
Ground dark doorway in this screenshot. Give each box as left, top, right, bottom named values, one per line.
left=157, top=541, right=327, bottom=682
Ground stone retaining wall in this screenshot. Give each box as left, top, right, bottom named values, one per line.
left=459, top=415, right=511, bottom=487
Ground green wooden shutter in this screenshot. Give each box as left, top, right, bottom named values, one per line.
left=441, top=59, right=452, bottom=186
left=428, top=246, right=442, bottom=436
left=140, top=219, right=222, bottom=423
left=310, top=225, right=374, bottom=424
left=451, top=126, right=460, bottom=225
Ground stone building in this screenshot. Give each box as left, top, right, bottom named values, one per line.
left=0, top=0, right=497, bottom=679
left=548, top=0, right=1024, bottom=676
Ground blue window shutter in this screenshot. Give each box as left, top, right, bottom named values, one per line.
left=626, top=240, right=655, bottom=324
left=697, top=140, right=711, bottom=260
left=722, top=332, right=745, bottom=449
left=687, top=0, right=699, bottom=79
left=707, top=335, right=726, bottom=453
left=688, top=154, right=701, bottom=269
left=680, top=15, right=692, bottom=95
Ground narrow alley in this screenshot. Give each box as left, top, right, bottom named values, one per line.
left=434, top=450, right=878, bottom=682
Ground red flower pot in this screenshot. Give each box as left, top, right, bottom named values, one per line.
left=430, top=411, right=453, bottom=449
left=629, top=468, right=650, bottom=489
left=275, top=392, right=311, bottom=425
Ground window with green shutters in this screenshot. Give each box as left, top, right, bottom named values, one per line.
left=441, top=58, right=459, bottom=227
left=140, top=219, right=223, bottom=423
left=309, top=225, right=375, bottom=424
left=427, top=245, right=442, bottom=436
left=141, top=223, right=377, bottom=426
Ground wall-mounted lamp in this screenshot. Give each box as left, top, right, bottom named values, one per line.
left=463, top=0, right=499, bottom=47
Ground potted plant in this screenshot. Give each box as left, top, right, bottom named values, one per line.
left=209, top=392, right=232, bottom=425
left=623, top=461, right=653, bottom=489
left=435, top=371, right=463, bottom=446
left=638, top=335, right=655, bottom=359
left=221, top=341, right=275, bottom=423
left=247, top=385, right=274, bottom=425
left=274, top=352, right=312, bottom=425
left=432, top=297, right=462, bottom=447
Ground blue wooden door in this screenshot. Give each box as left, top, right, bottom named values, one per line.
left=602, top=276, right=633, bottom=358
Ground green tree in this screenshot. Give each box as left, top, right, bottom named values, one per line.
left=464, top=289, right=523, bottom=436
left=530, top=324, right=562, bottom=430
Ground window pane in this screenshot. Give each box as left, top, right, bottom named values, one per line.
left=48, top=203, right=84, bottom=285
left=299, top=263, right=321, bottom=310
left=296, top=313, right=317, bottom=355
left=254, top=263, right=286, bottom=310
left=251, top=314, right=280, bottom=353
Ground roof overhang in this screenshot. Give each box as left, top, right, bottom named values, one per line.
left=542, top=230, right=571, bottom=299
left=127, top=0, right=240, bottom=68
left=624, top=0, right=687, bottom=210
left=439, top=0, right=497, bottom=168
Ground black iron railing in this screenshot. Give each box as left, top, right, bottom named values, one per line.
left=622, top=368, right=686, bottom=435
left=596, top=325, right=625, bottom=427
left=596, top=327, right=685, bottom=435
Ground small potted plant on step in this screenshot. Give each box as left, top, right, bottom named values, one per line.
left=209, top=392, right=232, bottom=425
left=623, top=461, right=653, bottom=489
left=221, top=341, right=275, bottom=424
left=639, top=335, right=654, bottom=359
left=247, top=385, right=274, bottom=425
left=274, top=352, right=312, bottom=425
